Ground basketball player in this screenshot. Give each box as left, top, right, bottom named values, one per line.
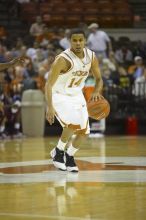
left=45, top=29, right=103, bottom=172
left=0, top=57, right=24, bottom=71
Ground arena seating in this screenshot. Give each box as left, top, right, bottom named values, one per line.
left=18, top=0, right=134, bottom=28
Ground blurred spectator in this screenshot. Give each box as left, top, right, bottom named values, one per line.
left=0, top=26, right=7, bottom=40
left=0, top=55, right=24, bottom=72
left=115, top=45, right=133, bottom=65
left=22, top=60, right=37, bottom=78
left=11, top=66, right=24, bottom=93
left=38, top=51, right=56, bottom=91
left=15, top=37, right=25, bottom=51
left=102, top=66, right=116, bottom=87
left=26, top=41, right=40, bottom=61
left=0, top=89, right=22, bottom=137
left=128, top=56, right=144, bottom=79
left=29, top=16, right=45, bottom=39
left=3, top=68, right=14, bottom=95
left=18, top=46, right=32, bottom=65
left=0, top=43, right=7, bottom=63
left=59, top=29, right=71, bottom=50
left=4, top=51, right=14, bottom=62
left=5, top=99, right=22, bottom=137
left=87, top=23, right=112, bottom=58
left=108, top=51, right=118, bottom=70
left=55, top=48, right=63, bottom=56
left=133, top=66, right=146, bottom=97
left=42, top=14, right=51, bottom=26
left=36, top=26, right=55, bottom=48
left=49, top=28, right=64, bottom=49
left=11, top=37, right=24, bottom=57
left=39, top=51, right=56, bottom=77
left=102, top=51, right=117, bottom=72
left=19, top=57, right=37, bottom=91
left=22, top=75, right=37, bottom=91
left=117, top=66, right=133, bottom=89
left=132, top=41, right=146, bottom=60
left=97, top=53, right=119, bottom=91
left=32, top=48, right=45, bottom=72
left=78, top=22, right=90, bottom=38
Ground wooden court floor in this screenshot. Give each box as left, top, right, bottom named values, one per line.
left=0, top=135, right=146, bottom=220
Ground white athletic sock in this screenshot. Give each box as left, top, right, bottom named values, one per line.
left=56, top=139, right=67, bottom=151
left=66, top=144, right=78, bottom=156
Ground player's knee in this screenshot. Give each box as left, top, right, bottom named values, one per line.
left=75, top=129, right=89, bottom=136
left=63, top=126, right=76, bottom=134
left=78, top=133, right=88, bottom=138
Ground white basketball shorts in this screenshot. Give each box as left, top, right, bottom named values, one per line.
left=52, top=92, right=90, bottom=134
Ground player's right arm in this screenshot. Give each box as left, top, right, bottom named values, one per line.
left=45, top=56, right=70, bottom=125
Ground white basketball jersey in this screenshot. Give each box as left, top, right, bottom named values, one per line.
left=52, top=48, right=95, bottom=96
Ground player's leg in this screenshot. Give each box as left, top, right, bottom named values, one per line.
left=65, top=95, right=90, bottom=172
left=65, top=129, right=89, bottom=172
left=50, top=127, right=75, bottom=171
left=51, top=92, right=89, bottom=171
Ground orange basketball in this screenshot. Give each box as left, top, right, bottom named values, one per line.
left=87, top=98, right=110, bottom=120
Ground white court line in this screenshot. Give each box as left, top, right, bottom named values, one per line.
left=0, top=160, right=52, bottom=168
left=0, top=170, right=146, bottom=184
left=0, top=157, right=146, bottom=168
left=0, top=157, right=146, bottom=184
left=0, top=212, right=93, bottom=220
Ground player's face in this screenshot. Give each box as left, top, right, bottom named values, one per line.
left=70, top=34, right=85, bottom=53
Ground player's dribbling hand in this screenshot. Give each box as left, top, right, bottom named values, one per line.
left=90, top=92, right=103, bottom=102
left=46, top=107, right=55, bottom=125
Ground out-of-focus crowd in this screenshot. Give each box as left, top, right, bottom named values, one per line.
left=0, top=15, right=146, bottom=138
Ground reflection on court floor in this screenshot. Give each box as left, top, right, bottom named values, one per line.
left=0, top=136, right=146, bottom=220
left=0, top=157, right=146, bottom=184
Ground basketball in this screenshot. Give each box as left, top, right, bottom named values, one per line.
left=87, top=98, right=110, bottom=120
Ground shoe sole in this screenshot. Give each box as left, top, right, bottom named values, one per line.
left=66, top=166, right=79, bottom=172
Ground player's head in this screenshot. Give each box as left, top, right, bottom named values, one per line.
left=36, top=16, right=42, bottom=24
left=88, top=23, right=99, bottom=33
left=69, top=28, right=86, bottom=53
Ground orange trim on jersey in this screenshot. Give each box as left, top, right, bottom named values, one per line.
left=62, top=52, right=74, bottom=72
left=85, top=48, right=91, bottom=65
left=75, top=119, right=89, bottom=135
left=68, top=124, right=81, bottom=129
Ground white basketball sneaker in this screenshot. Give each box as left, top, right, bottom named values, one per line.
left=65, top=152, right=79, bottom=172
left=50, top=147, right=66, bottom=171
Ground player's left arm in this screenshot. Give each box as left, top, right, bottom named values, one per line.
left=90, top=54, right=103, bottom=101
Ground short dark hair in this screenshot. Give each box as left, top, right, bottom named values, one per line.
left=69, top=28, right=86, bottom=39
